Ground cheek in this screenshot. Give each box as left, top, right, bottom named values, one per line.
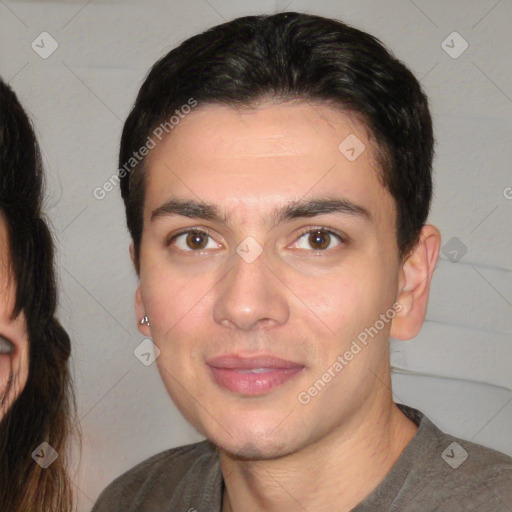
left=313, top=264, right=376, bottom=328
left=0, top=335, right=29, bottom=417
left=0, top=355, right=13, bottom=404
left=141, top=269, right=217, bottom=386
left=0, top=279, right=30, bottom=416
left=142, top=268, right=213, bottom=334
left=311, top=259, right=398, bottom=360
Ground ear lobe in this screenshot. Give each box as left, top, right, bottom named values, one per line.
left=390, top=224, right=441, bottom=341
left=135, top=284, right=150, bottom=336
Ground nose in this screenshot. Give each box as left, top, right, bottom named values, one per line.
left=213, top=245, right=290, bottom=331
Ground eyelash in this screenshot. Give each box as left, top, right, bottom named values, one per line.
left=166, top=226, right=345, bottom=254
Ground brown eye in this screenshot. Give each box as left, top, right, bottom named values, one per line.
left=186, top=231, right=208, bottom=250
left=293, top=228, right=342, bottom=251
left=168, top=229, right=220, bottom=252
left=308, top=230, right=331, bottom=250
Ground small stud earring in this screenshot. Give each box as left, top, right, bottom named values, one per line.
left=140, top=315, right=150, bottom=327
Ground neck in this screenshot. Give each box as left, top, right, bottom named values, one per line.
left=219, top=397, right=418, bottom=512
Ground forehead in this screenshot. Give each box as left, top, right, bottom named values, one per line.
left=150, top=100, right=376, bottom=160
left=143, top=101, right=394, bottom=226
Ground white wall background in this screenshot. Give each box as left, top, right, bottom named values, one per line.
left=1, top=0, right=511, bottom=510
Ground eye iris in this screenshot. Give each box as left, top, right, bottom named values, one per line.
left=309, top=230, right=330, bottom=250
left=186, top=231, right=208, bottom=250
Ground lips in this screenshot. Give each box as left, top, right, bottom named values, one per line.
left=207, top=354, right=302, bottom=370
left=206, top=354, right=304, bottom=395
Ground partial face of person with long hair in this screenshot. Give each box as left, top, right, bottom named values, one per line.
left=0, top=78, right=75, bottom=512
left=0, top=213, right=29, bottom=417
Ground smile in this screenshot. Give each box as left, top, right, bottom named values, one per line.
left=206, top=354, right=305, bottom=395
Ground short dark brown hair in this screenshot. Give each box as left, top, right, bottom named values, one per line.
left=119, top=12, right=434, bottom=268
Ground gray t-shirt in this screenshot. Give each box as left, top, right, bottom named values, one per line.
left=91, top=404, right=512, bottom=511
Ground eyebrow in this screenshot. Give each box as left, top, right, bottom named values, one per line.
left=150, top=196, right=372, bottom=226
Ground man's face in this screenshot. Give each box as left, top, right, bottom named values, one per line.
left=137, top=101, right=403, bottom=457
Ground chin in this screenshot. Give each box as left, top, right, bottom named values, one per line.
left=216, top=436, right=292, bottom=461
left=200, top=416, right=301, bottom=461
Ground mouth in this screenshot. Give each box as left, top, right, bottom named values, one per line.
left=206, top=354, right=305, bottom=395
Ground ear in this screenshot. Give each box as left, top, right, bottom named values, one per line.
left=130, top=243, right=150, bottom=336
left=135, top=284, right=151, bottom=336
left=390, top=224, right=441, bottom=341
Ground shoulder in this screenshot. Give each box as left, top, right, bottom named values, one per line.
left=434, top=435, right=512, bottom=510
left=430, top=415, right=512, bottom=468
left=91, top=440, right=219, bottom=512
left=406, top=410, right=512, bottom=510
left=432, top=426, right=512, bottom=489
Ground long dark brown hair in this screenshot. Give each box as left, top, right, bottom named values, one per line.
left=0, top=78, right=76, bottom=511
